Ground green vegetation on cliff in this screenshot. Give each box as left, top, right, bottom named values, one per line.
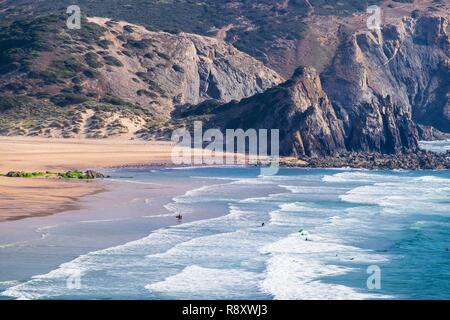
left=0, top=0, right=382, bottom=64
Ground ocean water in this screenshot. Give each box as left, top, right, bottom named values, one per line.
left=419, top=140, right=450, bottom=153
left=1, top=166, right=450, bottom=300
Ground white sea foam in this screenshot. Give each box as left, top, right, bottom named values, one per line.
left=1, top=225, right=199, bottom=299
left=341, top=177, right=450, bottom=213
left=145, top=228, right=262, bottom=269
left=279, top=202, right=311, bottom=212
left=0, top=240, right=31, bottom=249
left=0, top=280, right=21, bottom=289
left=269, top=208, right=331, bottom=227
left=419, top=140, right=450, bottom=153
left=280, top=185, right=346, bottom=194
left=262, top=255, right=390, bottom=300
left=260, top=233, right=390, bottom=300
left=414, top=176, right=450, bottom=183
left=8, top=168, right=438, bottom=300
left=175, top=182, right=239, bottom=202
left=141, top=213, right=177, bottom=218
left=146, top=265, right=262, bottom=298
left=35, top=225, right=57, bottom=233
left=1, top=199, right=255, bottom=299
left=322, top=172, right=375, bottom=183
left=2, top=257, right=91, bottom=299
left=230, top=178, right=271, bottom=185
left=322, top=172, right=404, bottom=184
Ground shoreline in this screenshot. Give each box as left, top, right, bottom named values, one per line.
left=283, top=150, right=450, bottom=170
left=0, top=177, right=108, bottom=222
left=1, top=136, right=449, bottom=222
left=0, top=137, right=176, bottom=222
left=0, top=175, right=221, bottom=289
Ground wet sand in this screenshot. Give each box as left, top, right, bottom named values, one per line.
left=0, top=177, right=106, bottom=222
left=0, top=175, right=216, bottom=285
left=0, top=136, right=260, bottom=222
left=0, top=137, right=175, bottom=222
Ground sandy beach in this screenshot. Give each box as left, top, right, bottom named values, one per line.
left=0, top=137, right=175, bottom=222
left=0, top=177, right=106, bottom=222
left=0, top=136, right=175, bottom=172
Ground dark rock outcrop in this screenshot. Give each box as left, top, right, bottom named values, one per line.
left=84, top=170, right=106, bottom=179
left=418, top=125, right=450, bottom=141
left=0, top=10, right=448, bottom=162
left=321, top=14, right=449, bottom=153
left=178, top=13, right=449, bottom=158
left=284, top=150, right=450, bottom=170
left=196, top=66, right=346, bottom=157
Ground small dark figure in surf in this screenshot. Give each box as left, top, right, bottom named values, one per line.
left=261, top=223, right=265, bottom=227
left=176, top=214, right=183, bottom=220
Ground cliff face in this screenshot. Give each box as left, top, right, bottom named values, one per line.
left=194, top=67, right=346, bottom=157
left=0, top=16, right=283, bottom=113
left=180, top=13, right=449, bottom=157
left=86, top=18, right=283, bottom=118
left=0, top=0, right=385, bottom=79
left=321, top=14, right=449, bottom=153
left=0, top=9, right=448, bottom=158
left=0, top=16, right=282, bottom=138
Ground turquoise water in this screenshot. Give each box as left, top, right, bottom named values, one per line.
left=1, top=167, right=450, bottom=299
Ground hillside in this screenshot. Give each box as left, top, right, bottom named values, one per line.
left=0, top=15, right=282, bottom=138
left=0, top=0, right=448, bottom=159
left=171, top=8, right=449, bottom=157
left=0, top=0, right=385, bottom=77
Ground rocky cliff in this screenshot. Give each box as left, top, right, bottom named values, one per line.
left=0, top=6, right=449, bottom=160
left=0, top=15, right=282, bottom=138
left=84, top=17, right=283, bottom=118
left=321, top=13, right=449, bottom=153
left=178, top=66, right=346, bottom=157
left=176, top=11, right=449, bottom=157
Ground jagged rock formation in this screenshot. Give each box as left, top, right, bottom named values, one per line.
left=0, top=15, right=283, bottom=138
left=85, top=17, right=283, bottom=118
left=321, top=13, right=449, bottom=153
left=179, top=66, right=346, bottom=157
left=0, top=7, right=449, bottom=160
left=418, top=125, right=450, bottom=141
left=176, top=12, right=449, bottom=157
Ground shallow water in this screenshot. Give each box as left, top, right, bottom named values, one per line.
left=1, top=167, right=450, bottom=299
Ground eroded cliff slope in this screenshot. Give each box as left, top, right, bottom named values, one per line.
left=0, top=15, right=282, bottom=138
